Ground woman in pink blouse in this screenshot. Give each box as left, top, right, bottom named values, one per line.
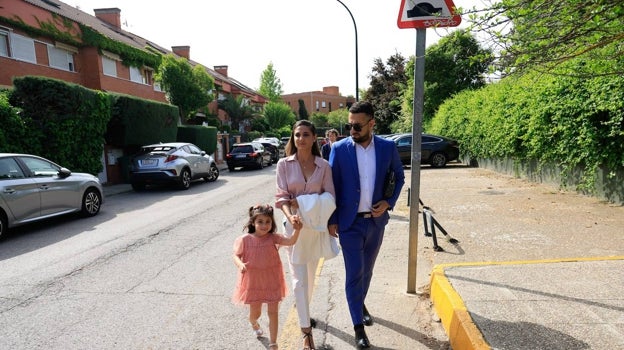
left=275, top=120, right=336, bottom=350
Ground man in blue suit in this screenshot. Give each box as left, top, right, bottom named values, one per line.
left=328, top=101, right=405, bottom=349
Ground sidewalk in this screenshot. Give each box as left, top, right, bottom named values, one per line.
left=279, top=165, right=624, bottom=349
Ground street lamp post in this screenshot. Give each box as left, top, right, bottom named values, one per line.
left=335, top=0, right=359, bottom=101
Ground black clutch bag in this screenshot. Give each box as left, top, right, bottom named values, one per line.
left=383, top=168, right=396, bottom=199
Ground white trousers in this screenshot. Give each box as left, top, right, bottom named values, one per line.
left=288, top=258, right=318, bottom=328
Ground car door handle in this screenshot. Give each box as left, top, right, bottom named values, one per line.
left=3, top=188, right=16, bottom=194
left=39, top=184, right=49, bottom=190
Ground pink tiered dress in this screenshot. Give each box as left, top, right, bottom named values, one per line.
left=232, top=233, right=289, bottom=305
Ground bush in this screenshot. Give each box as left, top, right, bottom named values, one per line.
left=10, top=76, right=110, bottom=174
left=430, top=64, right=624, bottom=191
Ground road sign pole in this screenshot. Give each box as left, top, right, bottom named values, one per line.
left=407, top=28, right=426, bottom=294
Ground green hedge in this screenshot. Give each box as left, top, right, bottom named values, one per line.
left=107, top=93, right=179, bottom=148
left=9, top=76, right=110, bottom=175
left=0, top=89, right=28, bottom=153
left=177, top=125, right=217, bottom=154
left=430, top=65, right=624, bottom=192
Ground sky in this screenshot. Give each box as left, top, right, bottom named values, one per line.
left=68, top=0, right=484, bottom=96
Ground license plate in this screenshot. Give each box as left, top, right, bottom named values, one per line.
left=236, top=154, right=247, bottom=158
left=141, top=159, right=157, bottom=166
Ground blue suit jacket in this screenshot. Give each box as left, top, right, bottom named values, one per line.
left=328, top=135, right=405, bottom=232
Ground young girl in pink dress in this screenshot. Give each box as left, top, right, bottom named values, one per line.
left=232, top=204, right=302, bottom=350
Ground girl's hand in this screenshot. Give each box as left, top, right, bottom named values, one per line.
left=239, top=262, right=247, bottom=272
left=288, top=214, right=301, bottom=227
left=292, top=220, right=303, bottom=231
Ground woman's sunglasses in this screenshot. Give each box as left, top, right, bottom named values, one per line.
left=344, top=119, right=371, bottom=132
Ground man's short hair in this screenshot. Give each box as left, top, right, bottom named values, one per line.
left=349, top=101, right=374, bottom=118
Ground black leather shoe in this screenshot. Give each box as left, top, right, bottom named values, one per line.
left=354, top=326, right=371, bottom=349
left=362, top=304, right=374, bottom=326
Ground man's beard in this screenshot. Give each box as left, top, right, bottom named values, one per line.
left=352, top=132, right=371, bottom=144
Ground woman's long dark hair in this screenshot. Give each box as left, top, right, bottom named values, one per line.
left=285, top=120, right=322, bottom=157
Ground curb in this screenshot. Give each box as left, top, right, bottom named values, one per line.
left=429, top=256, right=624, bottom=350
left=430, top=265, right=490, bottom=350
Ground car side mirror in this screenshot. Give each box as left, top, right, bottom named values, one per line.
left=58, top=167, right=72, bottom=178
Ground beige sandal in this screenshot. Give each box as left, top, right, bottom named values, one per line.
left=269, top=343, right=278, bottom=349
left=302, top=328, right=315, bottom=350
left=251, top=321, right=263, bottom=338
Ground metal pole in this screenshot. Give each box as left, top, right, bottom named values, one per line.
left=406, top=28, right=425, bottom=294
left=335, top=0, right=359, bottom=101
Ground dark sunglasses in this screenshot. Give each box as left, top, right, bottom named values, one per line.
left=344, top=119, right=371, bottom=132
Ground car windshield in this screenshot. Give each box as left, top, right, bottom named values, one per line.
left=231, top=145, right=253, bottom=154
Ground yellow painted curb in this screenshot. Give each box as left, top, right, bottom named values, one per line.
left=430, top=265, right=490, bottom=350
left=429, top=256, right=624, bottom=350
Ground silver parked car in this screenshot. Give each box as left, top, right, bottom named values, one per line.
left=0, top=153, right=103, bottom=239
left=129, top=142, right=219, bottom=191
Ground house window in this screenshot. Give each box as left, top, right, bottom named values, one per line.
left=102, top=56, right=117, bottom=77
left=315, top=100, right=319, bottom=111
left=0, top=31, right=9, bottom=57
left=11, top=33, right=36, bottom=63
left=322, top=101, right=327, bottom=108
left=48, top=45, right=75, bottom=71
left=130, top=66, right=146, bottom=84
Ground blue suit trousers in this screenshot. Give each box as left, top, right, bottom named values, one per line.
left=338, top=216, right=386, bottom=326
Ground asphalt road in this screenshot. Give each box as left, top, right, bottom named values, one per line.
left=0, top=166, right=291, bottom=349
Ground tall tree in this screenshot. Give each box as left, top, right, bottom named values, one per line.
left=264, top=101, right=296, bottom=130
left=156, top=54, right=214, bottom=122
left=297, top=99, right=309, bottom=120
left=258, top=62, right=284, bottom=102
left=327, top=108, right=349, bottom=135
left=218, top=94, right=255, bottom=132
left=394, top=30, right=492, bottom=132
left=424, top=30, right=492, bottom=123
left=464, top=0, right=624, bottom=77
left=364, top=53, right=407, bottom=134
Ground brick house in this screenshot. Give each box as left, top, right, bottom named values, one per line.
left=1, top=0, right=267, bottom=183
left=281, top=86, right=355, bottom=118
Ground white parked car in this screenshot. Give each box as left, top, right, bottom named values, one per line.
left=129, top=142, right=219, bottom=191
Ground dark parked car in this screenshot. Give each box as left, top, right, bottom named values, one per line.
left=280, top=137, right=290, bottom=147
left=226, top=142, right=272, bottom=171
left=0, top=153, right=103, bottom=238
left=393, top=133, right=460, bottom=167
left=129, top=142, right=219, bottom=191
left=253, top=137, right=283, bottom=164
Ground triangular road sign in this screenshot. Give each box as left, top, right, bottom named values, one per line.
left=397, top=0, right=462, bottom=29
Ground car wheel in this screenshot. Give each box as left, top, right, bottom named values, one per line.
left=257, top=157, right=264, bottom=169
left=131, top=182, right=147, bottom=191
left=430, top=152, right=448, bottom=168
left=177, top=168, right=192, bottom=190
left=0, top=210, right=7, bottom=240
left=204, top=163, right=219, bottom=182
left=81, top=187, right=102, bottom=217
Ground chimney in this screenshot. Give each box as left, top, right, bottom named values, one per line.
left=172, top=46, right=190, bottom=60
left=323, top=86, right=340, bottom=96
left=214, top=65, right=228, bottom=77
left=94, top=8, right=122, bottom=29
